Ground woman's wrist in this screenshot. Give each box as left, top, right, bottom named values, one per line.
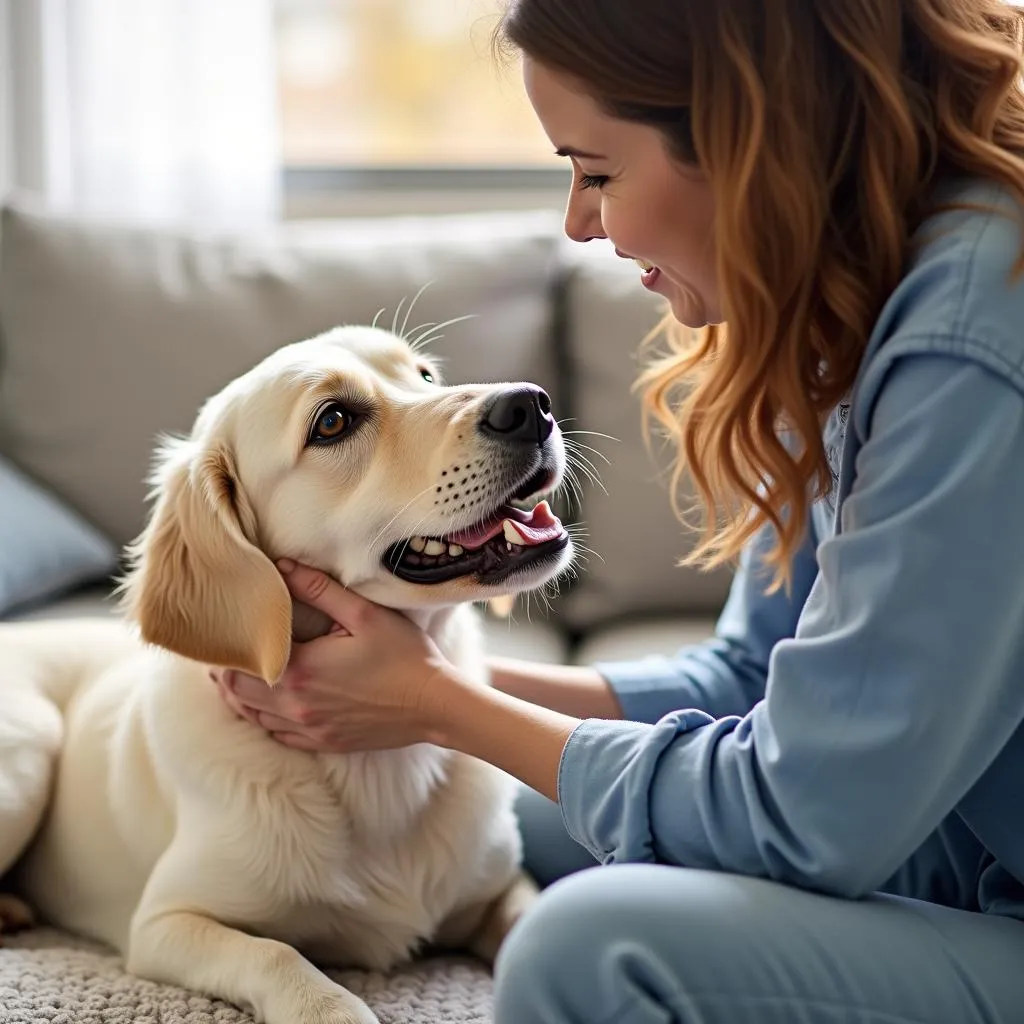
left=418, top=662, right=579, bottom=801
left=416, top=663, right=474, bottom=748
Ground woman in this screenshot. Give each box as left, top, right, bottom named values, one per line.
left=213, top=1, right=1024, bottom=1020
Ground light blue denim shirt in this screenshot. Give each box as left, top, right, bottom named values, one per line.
left=563, top=177, right=1024, bottom=916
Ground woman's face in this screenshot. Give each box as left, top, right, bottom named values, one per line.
left=523, top=57, right=721, bottom=328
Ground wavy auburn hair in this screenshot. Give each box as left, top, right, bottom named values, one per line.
left=495, top=0, right=1024, bottom=589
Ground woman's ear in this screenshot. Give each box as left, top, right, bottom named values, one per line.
left=119, top=439, right=293, bottom=685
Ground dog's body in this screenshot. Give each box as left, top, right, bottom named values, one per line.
left=0, top=326, right=573, bottom=1024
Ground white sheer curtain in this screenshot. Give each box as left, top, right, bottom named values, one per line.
left=3, top=0, right=280, bottom=227
left=0, top=1, right=13, bottom=196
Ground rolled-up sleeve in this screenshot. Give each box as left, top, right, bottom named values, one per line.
left=559, top=353, right=1024, bottom=898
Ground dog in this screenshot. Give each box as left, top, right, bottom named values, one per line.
left=0, top=325, right=574, bottom=1024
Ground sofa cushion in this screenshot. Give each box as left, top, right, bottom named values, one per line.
left=572, top=615, right=718, bottom=666
left=3, top=583, right=123, bottom=622
left=556, top=240, right=733, bottom=631
left=481, top=612, right=570, bottom=665
left=0, top=198, right=562, bottom=550
left=0, top=456, right=117, bottom=618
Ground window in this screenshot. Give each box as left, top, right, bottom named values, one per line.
left=275, top=0, right=559, bottom=175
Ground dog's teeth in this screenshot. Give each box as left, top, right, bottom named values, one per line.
left=409, top=536, right=427, bottom=552
left=424, top=540, right=446, bottom=556
left=448, top=543, right=464, bottom=557
left=507, top=542, right=513, bottom=551
left=503, top=521, right=526, bottom=546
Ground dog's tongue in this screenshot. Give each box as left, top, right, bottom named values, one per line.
left=449, top=500, right=563, bottom=549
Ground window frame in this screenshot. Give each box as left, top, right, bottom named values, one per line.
left=282, top=165, right=570, bottom=218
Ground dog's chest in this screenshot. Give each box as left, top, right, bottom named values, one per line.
left=266, top=854, right=451, bottom=971
left=243, top=748, right=516, bottom=971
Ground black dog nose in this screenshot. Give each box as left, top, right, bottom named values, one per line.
left=479, top=385, right=554, bottom=445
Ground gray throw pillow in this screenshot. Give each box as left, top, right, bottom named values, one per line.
left=0, top=455, right=118, bottom=617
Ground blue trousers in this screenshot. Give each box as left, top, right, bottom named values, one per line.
left=497, top=787, right=1024, bottom=1024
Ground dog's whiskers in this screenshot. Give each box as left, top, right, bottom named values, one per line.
left=563, top=437, right=608, bottom=474
left=406, top=322, right=438, bottom=347
left=385, top=503, right=445, bottom=570
left=406, top=313, right=478, bottom=353
left=562, top=436, right=613, bottom=466
left=569, top=545, right=601, bottom=566
left=564, top=453, right=607, bottom=497
left=565, top=450, right=605, bottom=484
left=555, top=466, right=584, bottom=516
left=391, top=296, right=407, bottom=337
left=369, top=483, right=443, bottom=557
left=555, top=486, right=581, bottom=520
left=563, top=435, right=606, bottom=464
left=560, top=427, right=621, bottom=446
left=399, top=281, right=436, bottom=342
left=389, top=505, right=448, bottom=570
left=564, top=449, right=603, bottom=488
left=563, top=521, right=602, bottom=566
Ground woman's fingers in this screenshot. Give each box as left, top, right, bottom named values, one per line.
left=271, top=731, right=323, bottom=752
left=209, top=668, right=253, bottom=722
left=225, top=669, right=280, bottom=710
left=278, top=560, right=378, bottom=634
left=255, top=711, right=303, bottom=733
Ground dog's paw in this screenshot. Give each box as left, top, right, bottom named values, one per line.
left=315, top=997, right=377, bottom=1024
left=320, top=999, right=378, bottom=1024
left=265, top=985, right=378, bottom=1024
left=469, top=871, right=540, bottom=965
left=0, top=893, right=35, bottom=945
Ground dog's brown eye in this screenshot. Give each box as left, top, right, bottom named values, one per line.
left=311, top=403, right=352, bottom=443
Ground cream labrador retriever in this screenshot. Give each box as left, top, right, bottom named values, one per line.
left=0, top=325, right=574, bottom=1024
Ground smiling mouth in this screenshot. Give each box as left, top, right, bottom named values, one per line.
left=383, top=470, right=570, bottom=586
left=615, top=248, right=657, bottom=272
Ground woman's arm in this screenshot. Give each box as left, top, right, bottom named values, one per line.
left=486, top=656, right=624, bottom=720
left=541, top=356, right=1024, bottom=896
left=485, top=510, right=820, bottom=727
left=425, top=671, right=579, bottom=801
left=427, top=355, right=1024, bottom=895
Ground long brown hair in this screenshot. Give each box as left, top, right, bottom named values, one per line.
left=495, top=0, right=1024, bottom=589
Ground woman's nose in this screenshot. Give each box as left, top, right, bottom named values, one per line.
left=563, top=188, right=605, bottom=244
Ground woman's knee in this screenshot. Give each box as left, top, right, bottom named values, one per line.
left=494, top=865, right=739, bottom=1023
left=506, top=861, right=761, bottom=943
left=494, top=866, right=620, bottom=1022
left=494, top=864, right=808, bottom=1020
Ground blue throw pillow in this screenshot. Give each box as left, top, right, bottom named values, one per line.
left=0, top=455, right=119, bottom=617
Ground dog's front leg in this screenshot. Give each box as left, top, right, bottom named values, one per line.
left=128, top=908, right=377, bottom=1024
left=435, top=869, right=540, bottom=966
left=128, top=838, right=377, bottom=1024
left=468, top=870, right=540, bottom=964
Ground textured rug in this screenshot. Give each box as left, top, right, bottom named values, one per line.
left=0, top=928, right=494, bottom=1023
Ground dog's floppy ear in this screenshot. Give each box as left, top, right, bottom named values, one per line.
left=120, top=439, right=292, bottom=685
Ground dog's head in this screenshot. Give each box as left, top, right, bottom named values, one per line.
left=119, top=326, right=574, bottom=684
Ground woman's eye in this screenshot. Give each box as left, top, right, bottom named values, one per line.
left=311, top=403, right=352, bottom=443
left=420, top=367, right=435, bottom=383
left=577, top=173, right=608, bottom=191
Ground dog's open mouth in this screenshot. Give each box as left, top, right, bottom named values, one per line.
left=384, top=497, right=569, bottom=586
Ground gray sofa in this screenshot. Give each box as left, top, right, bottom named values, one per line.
left=0, top=196, right=732, bottom=1022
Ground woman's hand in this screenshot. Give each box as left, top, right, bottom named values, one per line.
left=210, top=558, right=580, bottom=799
left=209, top=559, right=459, bottom=753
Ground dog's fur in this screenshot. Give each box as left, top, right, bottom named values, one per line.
left=0, top=327, right=573, bottom=1024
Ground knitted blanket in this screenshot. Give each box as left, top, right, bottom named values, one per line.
left=0, top=928, right=494, bottom=1023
